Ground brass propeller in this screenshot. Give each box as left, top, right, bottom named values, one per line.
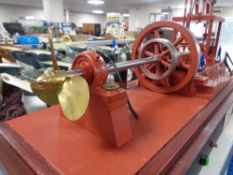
left=31, top=70, right=67, bottom=106
left=31, top=28, right=90, bottom=121
left=58, top=76, right=90, bottom=121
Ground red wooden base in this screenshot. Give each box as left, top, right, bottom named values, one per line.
left=0, top=81, right=233, bottom=175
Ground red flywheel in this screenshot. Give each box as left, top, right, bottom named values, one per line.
left=132, top=21, right=200, bottom=93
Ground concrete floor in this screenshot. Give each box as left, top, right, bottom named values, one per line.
left=22, top=94, right=47, bottom=113
left=199, top=112, right=233, bottom=175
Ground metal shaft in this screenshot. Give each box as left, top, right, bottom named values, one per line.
left=108, top=56, right=157, bottom=72
left=67, top=50, right=190, bottom=77
left=68, top=56, right=158, bottom=77
left=66, top=39, right=134, bottom=46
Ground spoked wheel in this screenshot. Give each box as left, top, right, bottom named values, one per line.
left=132, top=21, right=200, bottom=93
left=138, top=38, right=179, bottom=81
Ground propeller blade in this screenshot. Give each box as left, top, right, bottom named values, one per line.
left=31, top=70, right=67, bottom=105
left=31, top=82, right=60, bottom=105
left=58, top=76, right=90, bottom=121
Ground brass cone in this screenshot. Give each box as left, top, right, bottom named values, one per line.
left=31, top=70, right=67, bottom=105
left=58, top=76, right=90, bottom=121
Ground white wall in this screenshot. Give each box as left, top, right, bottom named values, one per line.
left=218, top=6, right=233, bottom=17
left=70, top=12, right=106, bottom=28
left=0, top=4, right=44, bottom=23
left=128, top=4, right=162, bottom=31
left=171, top=8, right=184, bottom=17
left=0, top=4, right=107, bottom=28
left=172, top=6, right=233, bottom=18
left=129, top=5, right=233, bottom=31
left=128, top=5, right=150, bottom=31
left=43, top=0, right=64, bottom=23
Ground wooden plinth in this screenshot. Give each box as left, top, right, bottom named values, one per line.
left=0, top=81, right=233, bottom=175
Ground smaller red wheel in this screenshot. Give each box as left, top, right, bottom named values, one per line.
left=71, top=51, right=108, bottom=88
